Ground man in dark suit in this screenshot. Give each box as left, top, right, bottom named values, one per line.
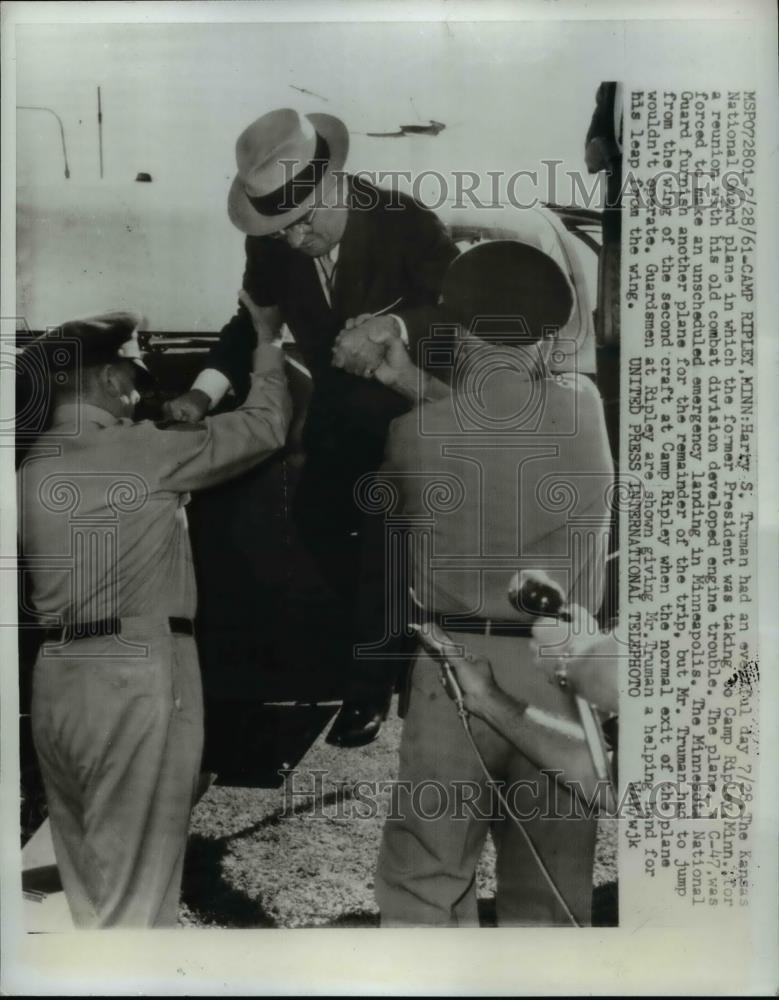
left=166, top=108, right=458, bottom=746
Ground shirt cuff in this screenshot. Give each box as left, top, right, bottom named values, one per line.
left=388, top=314, right=409, bottom=347
left=192, top=368, right=231, bottom=410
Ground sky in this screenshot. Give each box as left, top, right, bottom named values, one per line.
left=16, top=20, right=617, bottom=190
left=14, top=19, right=619, bottom=329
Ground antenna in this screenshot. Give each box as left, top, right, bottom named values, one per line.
left=16, top=105, right=70, bottom=179
left=97, top=87, right=104, bottom=179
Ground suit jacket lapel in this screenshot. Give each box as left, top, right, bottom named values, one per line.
left=330, top=204, right=369, bottom=321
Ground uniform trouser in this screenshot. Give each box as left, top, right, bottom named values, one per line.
left=31, top=623, right=203, bottom=928
left=375, top=634, right=598, bottom=927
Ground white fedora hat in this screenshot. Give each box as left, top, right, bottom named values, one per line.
left=227, top=108, right=349, bottom=236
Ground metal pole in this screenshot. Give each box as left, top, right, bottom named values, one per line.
left=97, top=87, right=104, bottom=179
left=16, top=105, right=70, bottom=179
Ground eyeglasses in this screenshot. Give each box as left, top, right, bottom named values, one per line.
left=268, top=207, right=317, bottom=240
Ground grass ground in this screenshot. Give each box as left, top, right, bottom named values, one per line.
left=180, top=700, right=618, bottom=928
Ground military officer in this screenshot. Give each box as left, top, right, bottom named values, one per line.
left=17, top=310, right=290, bottom=927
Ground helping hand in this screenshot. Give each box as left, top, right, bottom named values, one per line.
left=415, top=622, right=497, bottom=714
left=162, top=389, right=211, bottom=423
left=368, top=327, right=418, bottom=389
left=442, top=651, right=497, bottom=714
left=332, top=314, right=401, bottom=377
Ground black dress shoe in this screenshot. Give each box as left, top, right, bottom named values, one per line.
left=326, top=701, right=387, bottom=748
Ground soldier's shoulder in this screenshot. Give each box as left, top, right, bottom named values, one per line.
left=387, top=399, right=458, bottom=456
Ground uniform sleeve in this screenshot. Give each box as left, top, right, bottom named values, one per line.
left=152, top=343, right=292, bottom=494
left=206, top=236, right=284, bottom=393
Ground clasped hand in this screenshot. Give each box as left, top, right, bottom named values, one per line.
left=331, top=314, right=414, bottom=388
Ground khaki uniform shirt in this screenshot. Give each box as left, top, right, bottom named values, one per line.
left=18, top=343, right=291, bottom=626
left=383, top=360, right=614, bottom=621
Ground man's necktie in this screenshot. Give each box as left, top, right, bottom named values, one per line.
left=316, top=250, right=337, bottom=307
